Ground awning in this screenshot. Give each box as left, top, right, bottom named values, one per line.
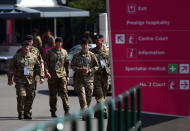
left=0, top=6, right=89, bottom=19
left=31, top=6, right=89, bottom=18
left=0, top=7, right=40, bottom=19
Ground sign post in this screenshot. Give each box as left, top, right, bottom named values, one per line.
left=107, top=0, right=190, bottom=116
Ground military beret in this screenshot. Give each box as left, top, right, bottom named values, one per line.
left=22, top=42, right=30, bottom=46
left=94, top=34, right=104, bottom=39
left=55, top=37, right=63, bottom=42
left=25, top=35, right=33, bottom=41
left=80, top=39, right=89, bottom=45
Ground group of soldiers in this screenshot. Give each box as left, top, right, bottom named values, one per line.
left=7, top=31, right=110, bottom=120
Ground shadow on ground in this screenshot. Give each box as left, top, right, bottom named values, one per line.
left=107, top=112, right=178, bottom=131
left=38, top=90, right=112, bottom=97
left=38, top=90, right=77, bottom=96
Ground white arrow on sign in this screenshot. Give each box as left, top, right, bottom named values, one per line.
left=115, top=34, right=125, bottom=44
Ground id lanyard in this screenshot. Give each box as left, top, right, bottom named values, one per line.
left=98, top=51, right=102, bottom=59
left=22, top=56, right=30, bottom=66
left=57, top=53, right=61, bottom=61
left=82, top=55, right=89, bottom=67
left=98, top=51, right=106, bottom=68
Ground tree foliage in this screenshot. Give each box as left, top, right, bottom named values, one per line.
left=68, top=0, right=106, bottom=30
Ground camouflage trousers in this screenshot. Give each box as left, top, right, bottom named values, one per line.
left=15, top=83, right=35, bottom=115
left=94, top=75, right=109, bottom=103
left=74, top=82, right=94, bottom=110
left=48, top=77, right=70, bottom=113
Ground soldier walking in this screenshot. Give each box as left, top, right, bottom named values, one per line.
left=7, top=42, right=44, bottom=120
left=71, top=39, right=99, bottom=119
left=91, top=34, right=110, bottom=98
left=32, top=29, right=43, bottom=59
left=42, top=29, right=55, bottom=48
left=45, top=37, right=70, bottom=117
left=91, top=34, right=110, bottom=118
left=16, top=35, right=44, bottom=117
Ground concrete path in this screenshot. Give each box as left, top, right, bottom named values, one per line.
left=0, top=75, right=108, bottom=131
left=0, top=74, right=190, bottom=131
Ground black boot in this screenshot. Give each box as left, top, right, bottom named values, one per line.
left=104, top=110, right=108, bottom=119
left=51, top=112, right=57, bottom=118
left=94, top=111, right=99, bottom=118
left=24, top=114, right=32, bottom=119
left=94, top=111, right=108, bottom=119
left=82, top=116, right=87, bottom=121
left=18, top=114, right=24, bottom=120
left=65, top=110, right=71, bottom=116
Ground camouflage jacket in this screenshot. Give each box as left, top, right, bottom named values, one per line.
left=17, top=46, right=43, bottom=64
left=91, top=46, right=111, bottom=76
left=17, top=46, right=44, bottom=77
left=71, top=50, right=99, bottom=83
left=7, top=52, right=43, bottom=84
left=33, top=35, right=42, bottom=49
left=42, top=35, right=55, bottom=48
left=45, top=48, right=69, bottom=78
left=33, top=35, right=43, bottom=57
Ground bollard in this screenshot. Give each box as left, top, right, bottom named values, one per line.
left=108, top=99, right=115, bottom=131
left=137, top=87, right=142, bottom=131
left=124, top=91, right=130, bottom=131
left=118, top=95, right=124, bottom=131
left=98, top=103, right=104, bottom=131
left=86, top=108, right=93, bottom=131
left=71, top=113, right=79, bottom=131
left=131, top=88, right=136, bottom=129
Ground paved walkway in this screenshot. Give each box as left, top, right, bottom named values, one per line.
left=0, top=75, right=108, bottom=131
left=0, top=75, right=190, bottom=131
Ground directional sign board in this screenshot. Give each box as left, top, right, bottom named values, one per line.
left=108, top=0, right=190, bottom=116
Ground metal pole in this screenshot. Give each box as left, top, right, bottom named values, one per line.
left=131, top=88, right=136, bottom=129
left=72, top=113, right=78, bottom=131
left=108, top=99, right=115, bottom=131
left=72, top=120, right=77, bottom=131
left=54, top=18, right=57, bottom=38
left=137, top=87, right=142, bottom=131
left=98, top=103, right=104, bottom=131
left=86, top=109, right=93, bottom=131
left=124, top=92, right=130, bottom=131
left=118, top=95, right=124, bottom=131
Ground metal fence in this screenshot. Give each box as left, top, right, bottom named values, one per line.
left=18, top=85, right=141, bottom=131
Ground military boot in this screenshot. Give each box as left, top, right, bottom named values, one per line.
left=104, top=110, right=108, bottom=119
left=24, top=114, right=32, bottom=119
left=18, top=114, right=24, bottom=120
left=65, top=109, right=71, bottom=116
left=51, top=112, right=57, bottom=118
left=94, top=111, right=108, bottom=119
left=82, top=116, right=88, bottom=121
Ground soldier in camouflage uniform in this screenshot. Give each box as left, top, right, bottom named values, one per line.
left=45, top=37, right=70, bottom=117
left=91, top=34, right=110, bottom=118
left=71, top=39, right=99, bottom=113
left=91, top=34, right=110, bottom=99
left=16, top=35, right=44, bottom=116
left=42, top=29, right=55, bottom=49
left=32, top=29, right=43, bottom=59
left=84, top=31, right=93, bottom=44
left=7, top=42, right=44, bottom=120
